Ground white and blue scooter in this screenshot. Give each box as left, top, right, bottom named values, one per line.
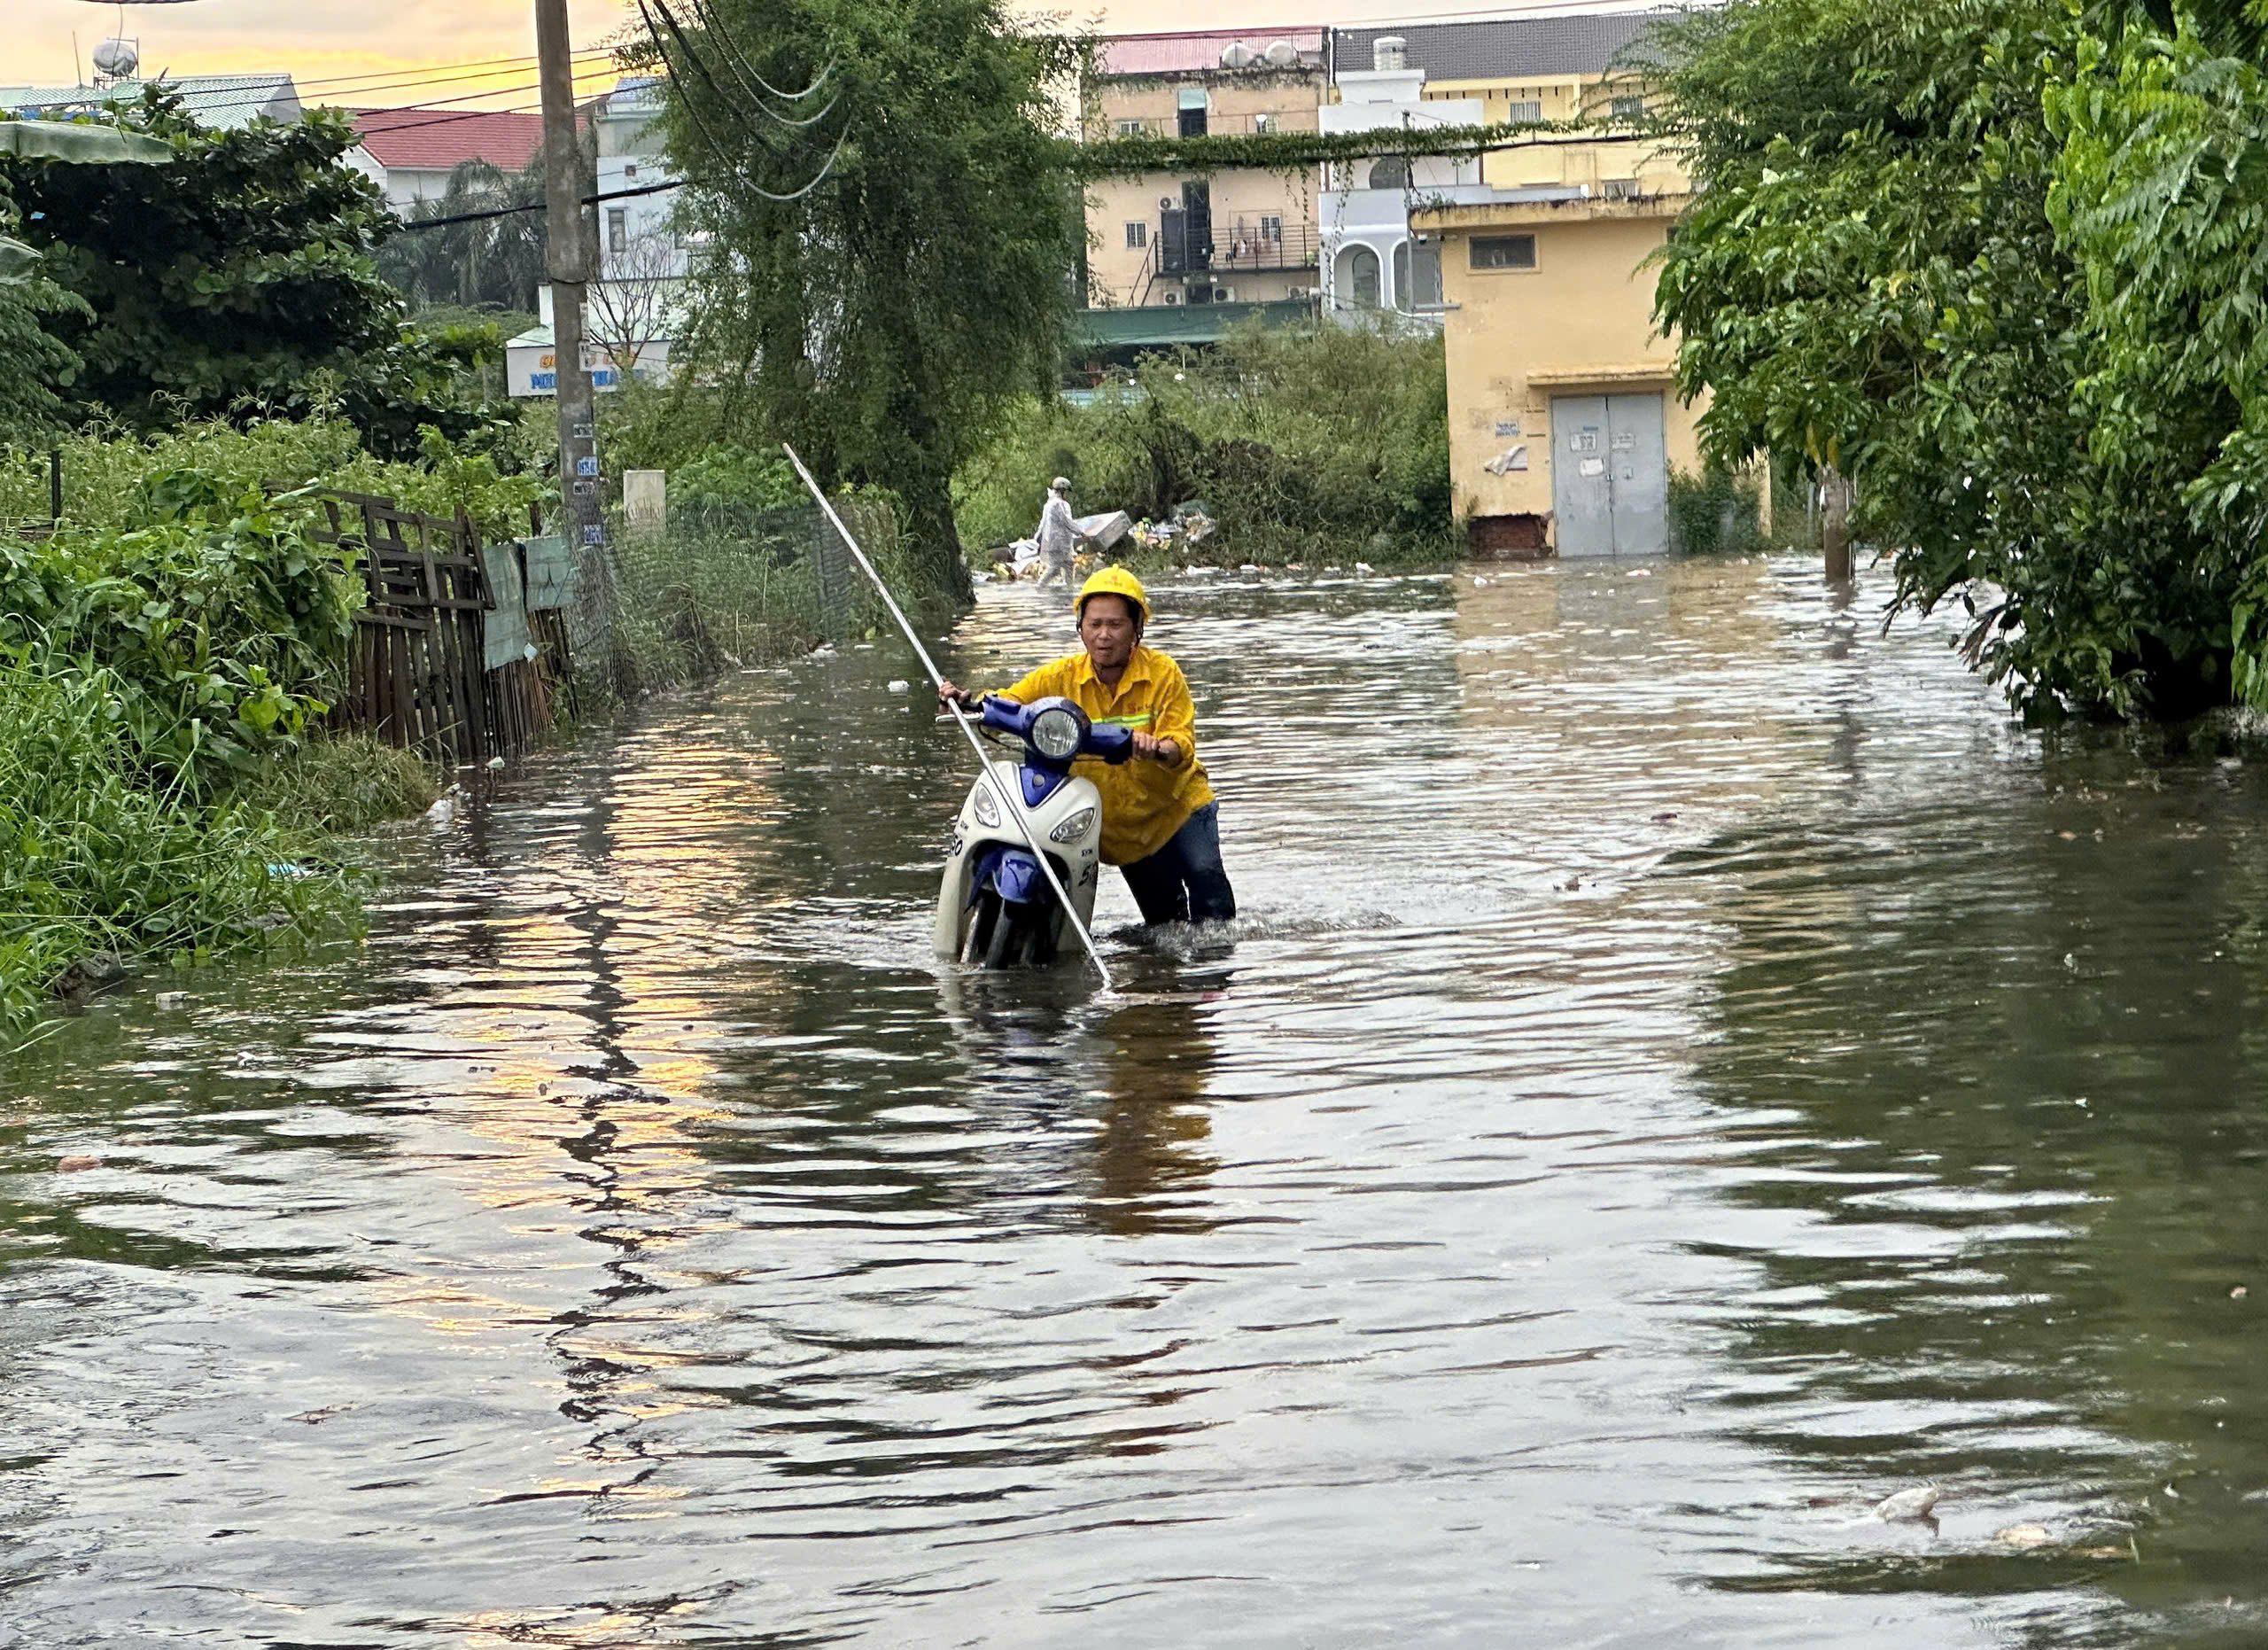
left=934, top=696, right=1132, bottom=968
left=782, top=440, right=1122, bottom=988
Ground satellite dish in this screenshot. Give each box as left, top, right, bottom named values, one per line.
left=1263, top=40, right=1301, bottom=68
left=92, top=37, right=140, bottom=79
left=1219, top=43, right=1256, bottom=69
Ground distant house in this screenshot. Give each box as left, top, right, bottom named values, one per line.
left=1415, top=180, right=1702, bottom=560
left=0, top=74, right=301, bottom=130
left=1331, top=13, right=1677, bottom=194
left=1317, top=35, right=1487, bottom=321
left=506, top=79, right=689, bottom=398
left=1082, top=28, right=1328, bottom=312
left=346, top=107, right=548, bottom=217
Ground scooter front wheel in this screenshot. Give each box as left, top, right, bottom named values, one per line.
left=982, top=900, right=1023, bottom=967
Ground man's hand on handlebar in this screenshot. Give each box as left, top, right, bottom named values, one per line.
left=936, top=681, right=977, bottom=711
left=1130, top=732, right=1182, bottom=766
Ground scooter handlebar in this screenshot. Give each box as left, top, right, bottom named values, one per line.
left=975, top=695, right=1134, bottom=765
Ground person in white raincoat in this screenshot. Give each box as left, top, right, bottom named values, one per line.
left=1036, top=477, right=1077, bottom=587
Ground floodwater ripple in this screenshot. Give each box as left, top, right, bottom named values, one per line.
left=5, top=556, right=2268, bottom=1647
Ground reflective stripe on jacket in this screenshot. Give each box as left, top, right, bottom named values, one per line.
left=1003, top=645, right=1215, bottom=865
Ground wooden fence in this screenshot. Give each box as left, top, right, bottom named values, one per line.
left=309, top=491, right=571, bottom=767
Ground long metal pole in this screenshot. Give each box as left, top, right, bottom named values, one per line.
left=782, top=443, right=1115, bottom=991
left=535, top=0, right=609, bottom=639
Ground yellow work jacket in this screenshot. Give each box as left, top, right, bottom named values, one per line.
left=1001, top=645, right=1215, bottom=865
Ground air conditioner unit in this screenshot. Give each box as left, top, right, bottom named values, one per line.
left=1162, top=289, right=1183, bottom=306
left=1216, top=286, right=1236, bottom=302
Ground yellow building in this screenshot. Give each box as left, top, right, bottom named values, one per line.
left=1412, top=160, right=1702, bottom=558
left=1083, top=30, right=1326, bottom=309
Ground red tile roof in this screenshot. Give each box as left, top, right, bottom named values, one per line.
left=350, top=107, right=548, bottom=174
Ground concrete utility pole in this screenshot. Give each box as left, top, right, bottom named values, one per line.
left=534, top=0, right=608, bottom=636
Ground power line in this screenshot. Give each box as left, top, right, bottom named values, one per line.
left=9, top=51, right=620, bottom=121
left=392, top=176, right=685, bottom=233
left=290, top=47, right=615, bottom=91
left=633, top=0, right=849, bottom=198
left=214, top=64, right=622, bottom=121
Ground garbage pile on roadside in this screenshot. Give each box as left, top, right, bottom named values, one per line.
left=987, top=502, right=1215, bottom=582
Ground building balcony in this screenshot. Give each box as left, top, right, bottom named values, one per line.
left=1155, top=220, right=1320, bottom=276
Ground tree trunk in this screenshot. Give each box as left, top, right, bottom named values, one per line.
left=900, top=465, right=975, bottom=606
left=1821, top=463, right=1854, bottom=582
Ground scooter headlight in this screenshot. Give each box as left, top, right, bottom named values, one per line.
left=1029, top=704, right=1083, bottom=761
left=973, top=781, right=1001, bottom=828
left=1049, top=806, right=1098, bottom=844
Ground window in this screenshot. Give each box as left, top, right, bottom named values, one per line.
left=1506, top=99, right=1542, bottom=123
left=1343, top=245, right=1380, bottom=309
left=1368, top=158, right=1411, bottom=191
left=1471, top=233, right=1536, bottom=270
left=1253, top=112, right=1277, bottom=134
left=625, top=162, right=639, bottom=178
left=1115, top=118, right=1146, bottom=136
left=1125, top=221, right=1147, bottom=250
left=1260, top=214, right=1282, bottom=243
left=1177, top=87, right=1208, bottom=138
left=1611, top=94, right=1645, bottom=120
left=607, top=207, right=627, bottom=253
left=1602, top=177, right=1639, bottom=198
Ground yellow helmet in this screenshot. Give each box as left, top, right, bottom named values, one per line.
left=1076, top=565, right=1150, bottom=627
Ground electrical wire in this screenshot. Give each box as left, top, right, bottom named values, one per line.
left=27, top=51, right=619, bottom=121
left=680, top=0, right=834, bottom=119
left=392, top=176, right=685, bottom=233
left=633, top=0, right=850, bottom=199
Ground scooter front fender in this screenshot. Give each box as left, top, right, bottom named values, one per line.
left=988, top=851, right=1044, bottom=906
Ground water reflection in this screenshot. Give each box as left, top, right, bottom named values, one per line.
left=4, top=559, right=2268, bottom=1646
left=1678, top=733, right=2268, bottom=1637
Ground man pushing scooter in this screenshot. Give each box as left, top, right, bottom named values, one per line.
left=938, top=568, right=1237, bottom=926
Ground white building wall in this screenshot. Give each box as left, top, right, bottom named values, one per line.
left=1318, top=72, right=1484, bottom=320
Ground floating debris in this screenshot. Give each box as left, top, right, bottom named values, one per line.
left=153, top=991, right=189, bottom=1010
left=887, top=680, right=911, bottom=695
left=55, top=1155, right=102, bottom=1173
left=1994, top=1523, right=2052, bottom=1550
left=1873, top=1483, right=1940, bottom=1522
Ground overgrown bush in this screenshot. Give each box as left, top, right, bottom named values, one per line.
left=0, top=456, right=458, bottom=1050
left=957, top=319, right=1454, bottom=563
left=1666, top=465, right=1765, bottom=556
left=0, top=481, right=360, bottom=791
left=0, top=415, right=552, bottom=543
left=0, top=651, right=357, bottom=1049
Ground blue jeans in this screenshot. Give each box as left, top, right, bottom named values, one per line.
left=1119, top=802, right=1236, bottom=925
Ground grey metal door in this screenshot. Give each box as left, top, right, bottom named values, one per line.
left=1551, top=395, right=1612, bottom=556
left=1550, top=393, right=1667, bottom=556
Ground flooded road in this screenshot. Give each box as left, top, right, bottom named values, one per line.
left=6, top=556, right=2268, bottom=1647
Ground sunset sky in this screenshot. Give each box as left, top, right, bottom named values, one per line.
left=10, top=1, right=1634, bottom=107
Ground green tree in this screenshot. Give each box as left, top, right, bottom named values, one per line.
left=0, top=117, right=167, bottom=441
left=1653, top=0, right=2238, bottom=718
left=650, top=0, right=1085, bottom=599
left=2048, top=21, right=2268, bottom=711
left=1, top=92, right=497, bottom=457
left=376, top=157, right=552, bottom=315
